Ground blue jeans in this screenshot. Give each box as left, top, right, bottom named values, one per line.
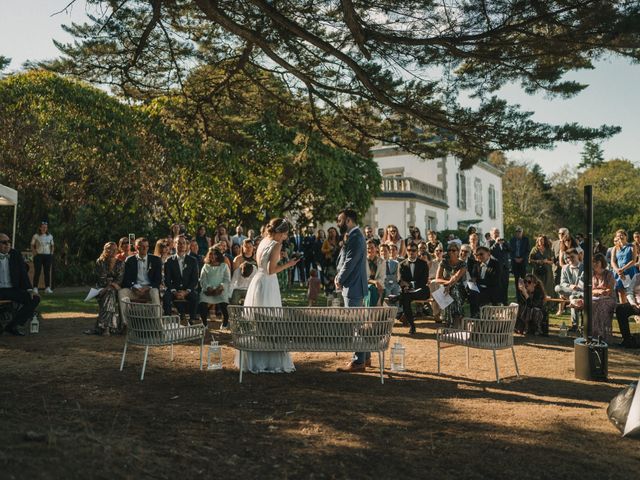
left=343, top=293, right=368, bottom=364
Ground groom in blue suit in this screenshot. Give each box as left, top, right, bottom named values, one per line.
left=335, top=209, right=369, bottom=372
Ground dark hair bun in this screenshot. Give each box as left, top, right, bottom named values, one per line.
left=266, top=218, right=289, bottom=235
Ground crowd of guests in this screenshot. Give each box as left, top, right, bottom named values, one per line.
left=1, top=219, right=639, bottom=349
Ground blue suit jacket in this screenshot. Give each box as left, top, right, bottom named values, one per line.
left=336, top=227, right=368, bottom=299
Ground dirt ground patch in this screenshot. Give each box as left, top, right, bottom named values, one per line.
left=1, top=313, right=639, bottom=479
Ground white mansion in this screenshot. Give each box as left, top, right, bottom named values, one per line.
left=361, top=145, right=504, bottom=238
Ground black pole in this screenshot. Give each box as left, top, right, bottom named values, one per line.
left=583, top=185, right=593, bottom=339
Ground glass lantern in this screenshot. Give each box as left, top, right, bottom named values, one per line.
left=390, top=341, right=406, bottom=372
left=331, top=296, right=342, bottom=307
left=207, top=340, right=223, bottom=370
left=30, top=313, right=40, bottom=334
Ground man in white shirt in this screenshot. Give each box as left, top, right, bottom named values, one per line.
left=554, top=248, right=584, bottom=331
left=0, top=233, right=40, bottom=335
left=118, top=238, right=162, bottom=313
left=230, top=226, right=247, bottom=249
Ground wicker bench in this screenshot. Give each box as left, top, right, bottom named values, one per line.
left=119, top=299, right=205, bottom=380
left=437, top=305, right=519, bottom=383
left=228, top=306, right=397, bottom=384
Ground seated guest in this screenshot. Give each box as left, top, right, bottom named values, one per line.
left=85, top=242, right=124, bottom=335
left=115, top=236, right=133, bottom=262
left=188, top=239, right=204, bottom=273
left=233, top=239, right=255, bottom=272
left=425, top=230, right=443, bottom=259
left=0, top=233, right=40, bottom=336
left=459, top=244, right=476, bottom=282
left=118, top=237, right=162, bottom=307
left=435, top=243, right=467, bottom=328
left=153, top=238, right=171, bottom=263
left=366, top=240, right=385, bottom=306
left=554, top=248, right=584, bottom=332
left=391, top=244, right=430, bottom=335
left=199, top=247, right=231, bottom=329
left=379, top=243, right=400, bottom=297
left=468, top=246, right=501, bottom=318
left=417, top=241, right=431, bottom=265
left=615, top=280, right=640, bottom=348
left=515, top=274, right=548, bottom=335
left=229, top=261, right=256, bottom=304
left=591, top=253, right=617, bottom=343
left=213, top=241, right=233, bottom=271
left=163, top=235, right=199, bottom=323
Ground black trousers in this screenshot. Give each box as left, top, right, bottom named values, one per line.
left=163, top=290, right=198, bottom=319
left=399, top=289, right=431, bottom=328
left=33, top=254, right=53, bottom=288
left=469, top=289, right=499, bottom=318
left=200, top=302, right=228, bottom=325
left=0, top=288, right=40, bottom=327
left=615, top=303, right=637, bottom=343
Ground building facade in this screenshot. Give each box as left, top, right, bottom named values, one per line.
left=362, top=145, right=504, bottom=238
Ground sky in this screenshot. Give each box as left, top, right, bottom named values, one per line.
left=1, top=0, right=638, bottom=176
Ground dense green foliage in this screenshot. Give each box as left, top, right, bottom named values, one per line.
left=46, top=0, right=640, bottom=167
left=501, top=157, right=640, bottom=244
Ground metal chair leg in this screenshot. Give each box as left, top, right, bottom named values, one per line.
left=170, top=344, right=174, bottom=361
left=239, top=351, right=244, bottom=384
left=140, top=345, right=149, bottom=381
left=378, top=351, right=384, bottom=384
left=199, top=335, right=204, bottom=370
left=511, top=346, right=520, bottom=377
left=493, top=349, right=500, bottom=383
left=466, top=346, right=470, bottom=369
left=120, top=341, right=128, bottom=371
left=437, top=339, right=441, bottom=374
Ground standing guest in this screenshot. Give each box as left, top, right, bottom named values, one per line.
left=194, top=225, right=211, bottom=256
left=468, top=232, right=480, bottom=253
left=302, top=227, right=317, bottom=280
left=233, top=239, right=255, bottom=272
left=321, top=227, right=340, bottom=269
left=611, top=229, right=638, bottom=303
left=406, top=227, right=423, bottom=247
left=529, top=235, right=555, bottom=303
left=365, top=240, right=385, bottom=306
left=633, top=232, right=640, bottom=264
left=118, top=237, right=162, bottom=306
left=377, top=228, right=385, bottom=241
left=163, top=235, right=200, bottom=323
left=615, top=281, right=640, bottom=349
left=391, top=244, right=430, bottom=334
left=379, top=244, right=400, bottom=297
left=558, top=228, right=583, bottom=267
left=335, top=209, right=369, bottom=372
left=514, top=274, right=548, bottom=335
left=290, top=227, right=306, bottom=285
left=307, top=268, right=322, bottom=306
left=169, top=223, right=182, bottom=240
left=247, top=229, right=256, bottom=242
left=594, top=238, right=608, bottom=257
left=509, top=227, right=530, bottom=302
left=554, top=249, right=584, bottom=332
left=31, top=221, right=55, bottom=294
left=382, top=225, right=408, bottom=258
left=115, top=236, right=133, bottom=262
left=463, top=226, right=477, bottom=244
left=468, top=246, right=501, bottom=318
left=459, top=244, right=476, bottom=282
left=364, top=226, right=380, bottom=246
left=313, top=230, right=326, bottom=278
left=85, top=242, right=124, bottom=335
left=425, top=230, right=443, bottom=258
left=435, top=243, right=467, bottom=327
left=165, top=236, right=176, bottom=255
left=591, top=254, right=617, bottom=343
left=575, top=233, right=585, bottom=251
left=230, top=243, right=242, bottom=264
left=214, top=225, right=231, bottom=246
left=0, top=233, right=40, bottom=336
left=230, top=225, right=247, bottom=249
left=199, top=247, right=231, bottom=329
left=188, top=239, right=204, bottom=273
left=489, top=228, right=510, bottom=305
left=483, top=232, right=492, bottom=247
left=428, top=245, right=444, bottom=321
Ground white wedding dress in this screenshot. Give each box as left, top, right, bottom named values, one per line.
left=234, top=239, right=295, bottom=373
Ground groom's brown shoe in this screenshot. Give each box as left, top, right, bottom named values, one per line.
left=337, top=362, right=366, bottom=372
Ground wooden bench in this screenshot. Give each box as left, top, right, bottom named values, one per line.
left=437, top=305, right=519, bottom=383
left=119, top=299, right=206, bottom=380
left=228, top=306, right=397, bottom=384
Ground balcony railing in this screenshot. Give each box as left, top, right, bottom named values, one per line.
left=380, top=176, right=447, bottom=204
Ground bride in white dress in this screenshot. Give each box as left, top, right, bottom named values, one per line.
left=235, top=218, right=300, bottom=373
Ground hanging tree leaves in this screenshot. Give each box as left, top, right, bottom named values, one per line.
left=44, top=0, right=640, bottom=167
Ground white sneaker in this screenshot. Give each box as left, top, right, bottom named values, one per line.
left=45, top=287, right=53, bottom=294
left=32, top=287, right=39, bottom=295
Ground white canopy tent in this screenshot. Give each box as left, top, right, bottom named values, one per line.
left=0, top=184, right=18, bottom=247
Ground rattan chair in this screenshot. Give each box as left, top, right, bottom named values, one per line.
left=437, top=305, right=519, bottom=382
left=119, top=298, right=205, bottom=380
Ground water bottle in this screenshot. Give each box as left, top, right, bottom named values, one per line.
left=559, top=321, right=568, bottom=337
